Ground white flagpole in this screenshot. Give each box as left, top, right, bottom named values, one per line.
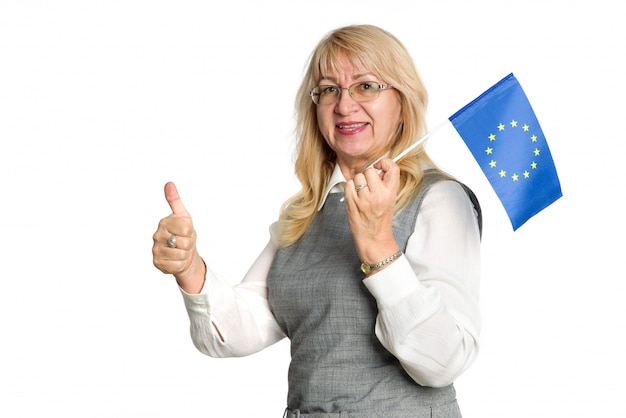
left=340, top=120, right=449, bottom=201
left=391, top=120, right=448, bottom=164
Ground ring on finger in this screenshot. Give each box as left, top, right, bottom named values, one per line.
left=167, top=234, right=177, bottom=248
left=355, top=183, right=368, bottom=192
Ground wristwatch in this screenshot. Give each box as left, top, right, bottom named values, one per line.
left=360, top=250, right=403, bottom=275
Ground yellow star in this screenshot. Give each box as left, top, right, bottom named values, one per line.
left=489, top=133, right=496, bottom=141
left=523, top=124, right=529, bottom=131
left=510, top=120, right=518, bottom=127
left=531, top=161, right=537, bottom=169
left=489, top=160, right=497, bottom=168
left=499, top=170, right=506, bottom=177
left=534, top=148, right=540, bottom=156
left=531, top=134, right=537, bottom=142
left=523, top=171, right=530, bottom=178
left=485, top=147, right=493, bottom=155
left=498, top=123, right=505, bottom=131
left=512, top=173, right=519, bottom=181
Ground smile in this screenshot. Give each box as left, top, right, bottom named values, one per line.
left=336, top=122, right=369, bottom=135
left=337, top=122, right=367, bottom=130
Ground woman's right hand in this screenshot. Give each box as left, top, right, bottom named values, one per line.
left=152, top=182, right=206, bottom=294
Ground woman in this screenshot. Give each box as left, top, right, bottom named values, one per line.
left=153, top=25, right=482, bottom=417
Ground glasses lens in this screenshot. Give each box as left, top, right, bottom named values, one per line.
left=310, top=83, right=382, bottom=105
left=315, top=85, right=340, bottom=105
left=351, top=82, right=380, bottom=102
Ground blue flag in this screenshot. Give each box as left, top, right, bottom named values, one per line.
left=449, top=73, right=562, bottom=230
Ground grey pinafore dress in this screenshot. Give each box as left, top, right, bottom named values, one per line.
left=268, top=170, right=481, bottom=417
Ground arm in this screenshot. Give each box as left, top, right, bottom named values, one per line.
left=180, top=234, right=286, bottom=358
left=153, top=183, right=285, bottom=358
left=363, top=181, right=481, bottom=387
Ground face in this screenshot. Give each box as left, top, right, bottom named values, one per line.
left=316, top=57, right=402, bottom=178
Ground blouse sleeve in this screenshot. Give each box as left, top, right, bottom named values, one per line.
left=179, top=227, right=286, bottom=358
left=363, top=180, right=481, bottom=388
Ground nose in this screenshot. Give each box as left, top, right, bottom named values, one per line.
left=335, top=87, right=359, bottom=115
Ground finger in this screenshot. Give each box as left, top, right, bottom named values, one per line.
left=371, top=159, right=399, bottom=188
left=154, top=230, right=192, bottom=250
left=155, top=215, right=195, bottom=241
left=362, top=166, right=385, bottom=194
left=152, top=247, right=192, bottom=275
left=373, top=158, right=397, bottom=177
left=164, top=182, right=191, bottom=218
left=344, top=179, right=359, bottom=207
left=362, top=168, right=379, bottom=193
left=152, top=230, right=196, bottom=273
left=352, top=173, right=369, bottom=192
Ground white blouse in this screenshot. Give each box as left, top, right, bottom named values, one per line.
left=180, top=166, right=481, bottom=388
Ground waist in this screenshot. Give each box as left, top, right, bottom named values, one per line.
left=284, top=382, right=457, bottom=417
left=283, top=410, right=346, bottom=418
left=283, top=397, right=460, bottom=418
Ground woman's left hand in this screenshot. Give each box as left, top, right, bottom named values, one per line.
left=344, top=158, right=401, bottom=267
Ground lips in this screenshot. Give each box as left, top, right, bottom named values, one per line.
left=336, top=122, right=369, bottom=135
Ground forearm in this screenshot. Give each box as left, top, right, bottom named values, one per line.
left=175, top=253, right=206, bottom=294
left=364, top=259, right=479, bottom=387
left=180, top=238, right=286, bottom=357
left=181, top=281, right=285, bottom=357
left=363, top=180, right=482, bottom=387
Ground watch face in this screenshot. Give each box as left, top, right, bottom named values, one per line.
left=360, top=263, right=371, bottom=275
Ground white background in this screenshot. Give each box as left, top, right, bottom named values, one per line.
left=1, top=1, right=624, bottom=417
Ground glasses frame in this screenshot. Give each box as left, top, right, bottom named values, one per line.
left=309, top=81, right=394, bottom=105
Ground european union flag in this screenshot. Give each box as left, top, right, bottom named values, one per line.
left=449, top=73, right=562, bottom=230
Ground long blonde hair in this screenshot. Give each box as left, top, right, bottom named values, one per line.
left=275, top=25, right=437, bottom=248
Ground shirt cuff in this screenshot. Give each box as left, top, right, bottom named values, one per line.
left=179, top=266, right=217, bottom=316
left=362, top=255, right=421, bottom=307
left=179, top=288, right=211, bottom=316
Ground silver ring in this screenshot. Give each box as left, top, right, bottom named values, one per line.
left=167, top=235, right=177, bottom=248
left=355, top=183, right=367, bottom=192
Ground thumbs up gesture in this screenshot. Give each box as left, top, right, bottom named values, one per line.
left=152, top=182, right=206, bottom=293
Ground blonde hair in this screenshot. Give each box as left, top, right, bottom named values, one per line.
left=275, top=24, right=438, bottom=248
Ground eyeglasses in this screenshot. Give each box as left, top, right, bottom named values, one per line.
left=309, top=81, right=394, bottom=105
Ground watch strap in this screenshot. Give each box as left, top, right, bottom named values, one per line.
left=360, top=250, right=403, bottom=275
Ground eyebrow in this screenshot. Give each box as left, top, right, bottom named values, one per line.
left=320, top=72, right=377, bottom=83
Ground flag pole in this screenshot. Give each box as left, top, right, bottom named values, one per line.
left=392, top=120, right=448, bottom=164
left=339, top=120, right=449, bottom=202
left=359, top=120, right=448, bottom=176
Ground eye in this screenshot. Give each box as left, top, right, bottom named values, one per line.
left=356, top=82, right=379, bottom=92
left=320, top=85, right=339, bottom=95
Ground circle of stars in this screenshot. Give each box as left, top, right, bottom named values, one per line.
left=484, top=119, right=541, bottom=182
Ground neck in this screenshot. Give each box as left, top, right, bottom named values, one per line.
left=338, top=157, right=379, bottom=180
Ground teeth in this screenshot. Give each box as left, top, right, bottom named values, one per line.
left=338, top=123, right=365, bottom=129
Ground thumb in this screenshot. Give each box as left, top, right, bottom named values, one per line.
left=164, top=182, right=191, bottom=218
left=373, top=159, right=400, bottom=188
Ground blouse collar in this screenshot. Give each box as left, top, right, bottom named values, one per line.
left=318, top=164, right=346, bottom=211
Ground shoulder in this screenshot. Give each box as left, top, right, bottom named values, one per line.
left=425, top=180, right=473, bottom=205
left=419, top=180, right=481, bottom=235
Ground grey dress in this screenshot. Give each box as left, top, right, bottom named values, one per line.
left=268, top=170, right=481, bottom=417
